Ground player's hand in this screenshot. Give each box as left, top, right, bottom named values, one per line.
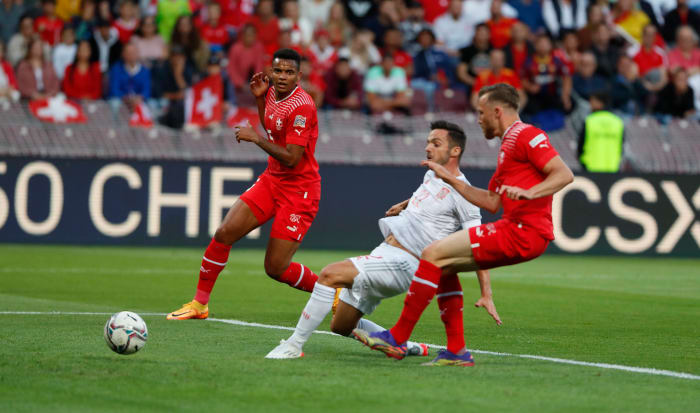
left=498, top=185, right=533, bottom=200
left=420, top=160, right=454, bottom=183
left=385, top=201, right=407, bottom=216
left=475, top=296, right=502, bottom=325
left=234, top=121, right=260, bottom=144
left=250, top=72, right=270, bottom=98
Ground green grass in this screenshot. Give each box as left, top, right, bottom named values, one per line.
left=0, top=244, right=699, bottom=412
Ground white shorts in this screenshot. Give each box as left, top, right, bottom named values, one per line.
left=339, top=242, right=419, bottom=315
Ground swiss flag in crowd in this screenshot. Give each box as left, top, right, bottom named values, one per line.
left=129, top=101, right=153, bottom=127
left=29, top=95, right=87, bottom=123
left=226, top=106, right=265, bottom=135
left=186, top=74, right=223, bottom=127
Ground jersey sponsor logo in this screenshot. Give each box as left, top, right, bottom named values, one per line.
left=289, top=214, right=301, bottom=223
left=529, top=133, right=547, bottom=148
left=294, top=129, right=302, bottom=136
left=294, top=115, right=306, bottom=128
left=287, top=225, right=298, bottom=232
left=268, top=113, right=273, bottom=120
left=199, top=266, right=210, bottom=273
left=275, top=118, right=283, bottom=130
left=437, top=187, right=450, bottom=200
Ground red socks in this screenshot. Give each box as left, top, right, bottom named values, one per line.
left=278, top=262, right=319, bottom=292
left=390, top=259, right=442, bottom=344
left=437, top=274, right=465, bottom=354
left=194, top=238, right=232, bottom=305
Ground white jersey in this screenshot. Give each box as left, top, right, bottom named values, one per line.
left=378, top=170, right=482, bottom=257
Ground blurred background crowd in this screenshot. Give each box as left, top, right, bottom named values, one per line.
left=0, top=0, right=698, bottom=130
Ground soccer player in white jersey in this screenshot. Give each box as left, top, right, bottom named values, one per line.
left=265, top=120, right=501, bottom=359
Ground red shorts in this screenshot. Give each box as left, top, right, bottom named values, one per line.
left=468, top=219, right=550, bottom=270
left=239, top=173, right=319, bottom=242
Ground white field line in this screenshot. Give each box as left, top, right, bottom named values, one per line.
left=1, top=311, right=699, bottom=381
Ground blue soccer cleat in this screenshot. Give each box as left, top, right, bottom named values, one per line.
left=421, top=349, right=475, bottom=367
left=352, top=328, right=407, bottom=360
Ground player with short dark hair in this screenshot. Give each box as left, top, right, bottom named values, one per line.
left=167, top=48, right=322, bottom=320
left=355, top=83, right=574, bottom=366
left=266, top=120, right=492, bottom=359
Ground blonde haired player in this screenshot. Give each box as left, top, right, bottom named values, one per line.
left=266, top=120, right=500, bottom=359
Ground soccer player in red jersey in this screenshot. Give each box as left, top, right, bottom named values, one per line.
left=167, top=48, right=322, bottom=320
left=354, top=83, right=574, bottom=365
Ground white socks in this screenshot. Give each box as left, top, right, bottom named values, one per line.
left=356, top=318, right=385, bottom=333
left=288, top=283, right=336, bottom=349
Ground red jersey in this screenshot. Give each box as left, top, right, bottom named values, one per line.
left=34, top=16, right=63, bottom=46
left=487, top=17, right=518, bottom=49
left=263, top=85, right=321, bottom=198
left=488, top=121, right=559, bottom=240
left=631, top=45, right=666, bottom=76
left=200, top=23, right=230, bottom=47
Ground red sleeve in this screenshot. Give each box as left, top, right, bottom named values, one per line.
left=90, top=64, right=102, bottom=99
left=3, top=62, right=17, bottom=89
left=473, top=74, right=485, bottom=94
left=285, top=104, right=315, bottom=146
left=518, top=128, right=559, bottom=171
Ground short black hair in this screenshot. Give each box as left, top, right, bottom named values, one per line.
left=478, top=83, right=520, bottom=110
left=272, top=48, right=301, bottom=70
left=430, top=120, right=467, bottom=159
left=590, top=90, right=609, bottom=108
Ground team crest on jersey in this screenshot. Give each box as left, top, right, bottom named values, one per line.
left=276, top=118, right=283, bottom=130
left=289, top=214, right=301, bottom=223
left=294, top=115, right=306, bottom=128
left=436, top=187, right=450, bottom=200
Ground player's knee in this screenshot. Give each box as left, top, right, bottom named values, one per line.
left=420, top=242, right=442, bottom=264
left=213, top=227, right=234, bottom=245
left=263, top=260, right=286, bottom=279
left=318, top=266, right=340, bottom=286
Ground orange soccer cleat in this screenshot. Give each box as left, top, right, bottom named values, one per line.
left=166, top=300, right=209, bottom=320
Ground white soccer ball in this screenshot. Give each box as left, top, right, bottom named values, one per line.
left=103, top=311, right=148, bottom=355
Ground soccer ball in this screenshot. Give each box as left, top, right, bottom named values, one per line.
left=103, top=311, right=148, bottom=355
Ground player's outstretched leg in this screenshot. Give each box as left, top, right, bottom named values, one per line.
left=422, top=274, right=474, bottom=367
left=167, top=200, right=259, bottom=320
left=266, top=261, right=352, bottom=359
left=264, top=238, right=318, bottom=292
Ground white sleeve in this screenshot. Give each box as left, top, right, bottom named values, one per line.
left=541, top=0, right=559, bottom=37
left=454, top=196, right=482, bottom=230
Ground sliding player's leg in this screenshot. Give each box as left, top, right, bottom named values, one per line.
left=167, top=199, right=263, bottom=320
left=265, top=260, right=357, bottom=359
left=332, top=301, right=429, bottom=357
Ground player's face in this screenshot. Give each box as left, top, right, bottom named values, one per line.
left=477, top=95, right=499, bottom=140
left=425, top=130, right=451, bottom=165
left=270, top=58, right=301, bottom=95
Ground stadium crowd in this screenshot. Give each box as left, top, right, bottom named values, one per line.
left=0, top=0, right=699, bottom=129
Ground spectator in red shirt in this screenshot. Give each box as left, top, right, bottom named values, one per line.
left=300, top=56, right=324, bottom=107
left=486, top=0, right=519, bottom=49
left=62, top=39, right=102, bottom=100
left=667, top=25, right=700, bottom=76
left=0, top=41, right=19, bottom=103
left=16, top=38, right=60, bottom=99
left=504, top=21, right=533, bottom=76
left=629, top=24, right=668, bottom=94
left=35, top=0, right=64, bottom=46
left=113, top=0, right=139, bottom=44
left=308, top=29, right=338, bottom=75
left=199, top=1, right=231, bottom=56
left=382, top=27, right=413, bottom=79
left=471, top=48, right=526, bottom=108
left=522, top=34, right=572, bottom=116
left=553, top=29, right=580, bottom=75
left=226, top=23, right=265, bottom=105
left=323, top=57, right=363, bottom=110
left=247, top=0, right=279, bottom=58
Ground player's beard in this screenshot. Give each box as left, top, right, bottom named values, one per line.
left=481, top=122, right=498, bottom=140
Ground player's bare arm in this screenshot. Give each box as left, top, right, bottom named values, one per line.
left=385, top=199, right=409, bottom=216
left=499, top=156, right=574, bottom=200
left=474, top=269, right=502, bottom=325
left=421, top=160, right=502, bottom=213
left=235, top=124, right=305, bottom=168
left=250, top=72, right=270, bottom=125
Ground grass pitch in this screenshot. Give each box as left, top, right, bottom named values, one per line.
left=0, top=244, right=699, bottom=412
